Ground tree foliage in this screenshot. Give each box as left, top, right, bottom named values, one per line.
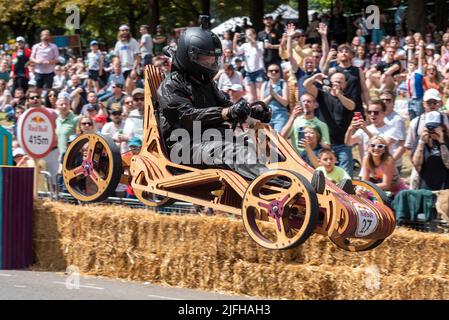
left=0, top=0, right=444, bottom=49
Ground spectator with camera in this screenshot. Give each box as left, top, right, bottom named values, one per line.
left=280, top=93, right=330, bottom=153
left=304, top=72, right=356, bottom=176
left=332, top=44, right=370, bottom=113
left=345, top=100, right=403, bottom=163
left=411, top=111, right=449, bottom=190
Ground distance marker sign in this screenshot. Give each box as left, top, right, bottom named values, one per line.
left=17, top=107, right=57, bottom=159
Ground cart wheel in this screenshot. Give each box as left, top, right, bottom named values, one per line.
left=329, top=179, right=392, bottom=252
left=62, top=134, right=122, bottom=202
left=242, top=170, right=319, bottom=250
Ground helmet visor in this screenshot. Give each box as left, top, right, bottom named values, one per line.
left=194, top=54, right=220, bottom=71
left=189, top=46, right=222, bottom=74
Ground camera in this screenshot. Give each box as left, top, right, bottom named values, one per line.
left=322, top=79, right=331, bottom=87
left=199, top=15, right=211, bottom=30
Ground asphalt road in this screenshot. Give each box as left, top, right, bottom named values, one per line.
left=0, top=270, right=255, bottom=300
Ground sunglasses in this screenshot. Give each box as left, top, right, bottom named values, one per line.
left=426, top=100, right=439, bottom=105
left=120, top=29, right=130, bottom=32
left=370, top=143, right=386, bottom=149
left=367, top=110, right=381, bottom=115
left=112, top=112, right=122, bottom=116
left=81, top=122, right=93, bottom=126
left=29, top=96, right=40, bottom=100
left=381, top=98, right=392, bottom=102
left=125, top=101, right=133, bottom=104
left=268, top=69, right=279, bottom=73
left=133, top=98, right=144, bottom=102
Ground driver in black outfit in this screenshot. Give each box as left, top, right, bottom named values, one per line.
left=157, top=24, right=275, bottom=181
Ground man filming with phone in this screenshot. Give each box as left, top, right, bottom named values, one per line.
left=303, top=72, right=356, bottom=176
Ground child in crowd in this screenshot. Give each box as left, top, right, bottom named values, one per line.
left=316, top=148, right=351, bottom=185
left=87, top=40, right=103, bottom=93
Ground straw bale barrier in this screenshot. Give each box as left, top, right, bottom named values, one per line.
left=34, top=200, right=449, bottom=299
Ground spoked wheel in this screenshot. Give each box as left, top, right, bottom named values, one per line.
left=62, top=134, right=122, bottom=202
left=329, top=179, right=394, bottom=252
left=242, top=170, right=319, bottom=250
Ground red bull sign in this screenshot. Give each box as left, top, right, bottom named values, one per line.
left=17, top=108, right=56, bottom=159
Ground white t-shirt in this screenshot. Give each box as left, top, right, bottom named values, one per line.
left=384, top=111, right=406, bottom=141
left=114, top=38, right=140, bottom=71
left=217, top=70, right=244, bottom=91
left=101, top=121, right=126, bottom=153
left=140, top=34, right=153, bottom=57
left=87, top=51, right=101, bottom=71
left=236, top=42, right=265, bottom=73
left=123, top=109, right=143, bottom=151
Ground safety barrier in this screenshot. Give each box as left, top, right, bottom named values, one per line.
left=0, top=166, right=34, bottom=269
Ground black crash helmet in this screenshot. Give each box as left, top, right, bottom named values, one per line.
left=175, top=27, right=223, bottom=83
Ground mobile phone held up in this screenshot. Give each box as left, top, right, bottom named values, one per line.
left=297, top=128, right=305, bottom=146
left=353, top=112, right=362, bottom=120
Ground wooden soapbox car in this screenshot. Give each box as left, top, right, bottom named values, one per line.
left=62, top=65, right=396, bottom=252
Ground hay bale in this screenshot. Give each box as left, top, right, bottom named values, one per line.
left=33, top=200, right=449, bottom=299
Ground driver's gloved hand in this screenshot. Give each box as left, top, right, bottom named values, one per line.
left=250, top=104, right=272, bottom=123
left=227, top=98, right=250, bottom=121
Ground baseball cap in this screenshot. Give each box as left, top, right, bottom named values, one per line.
left=425, top=43, right=435, bottom=50
left=57, top=92, right=71, bottom=101
left=110, top=103, right=123, bottom=113
left=425, top=111, right=442, bottom=129
left=132, top=88, right=145, bottom=97
left=94, top=115, right=107, bottom=124
left=16, top=36, right=26, bottom=43
left=263, top=14, right=273, bottom=20
left=87, top=104, right=98, bottom=112
left=423, top=88, right=442, bottom=102
left=13, top=148, right=26, bottom=157
left=128, top=136, right=142, bottom=148
left=111, top=82, right=123, bottom=88
left=90, top=40, right=98, bottom=46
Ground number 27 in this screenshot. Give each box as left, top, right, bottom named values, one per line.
left=360, top=219, right=372, bottom=233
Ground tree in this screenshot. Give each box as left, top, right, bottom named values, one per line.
left=249, top=0, right=263, bottom=32
left=201, top=0, right=210, bottom=15
left=298, top=0, right=309, bottom=30
left=406, top=0, right=426, bottom=33
left=148, top=0, right=160, bottom=34
left=434, top=0, right=448, bottom=31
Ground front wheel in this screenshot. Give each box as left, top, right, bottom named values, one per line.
left=242, top=170, right=319, bottom=250
left=62, top=134, right=122, bottom=203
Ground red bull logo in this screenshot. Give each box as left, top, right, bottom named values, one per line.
left=28, top=115, right=49, bottom=132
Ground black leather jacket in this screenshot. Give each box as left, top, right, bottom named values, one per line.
left=157, top=70, right=232, bottom=149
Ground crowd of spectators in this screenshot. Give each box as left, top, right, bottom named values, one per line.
left=2, top=3, right=449, bottom=205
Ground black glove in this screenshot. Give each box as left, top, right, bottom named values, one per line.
left=227, top=98, right=250, bottom=121
left=250, top=101, right=272, bottom=123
